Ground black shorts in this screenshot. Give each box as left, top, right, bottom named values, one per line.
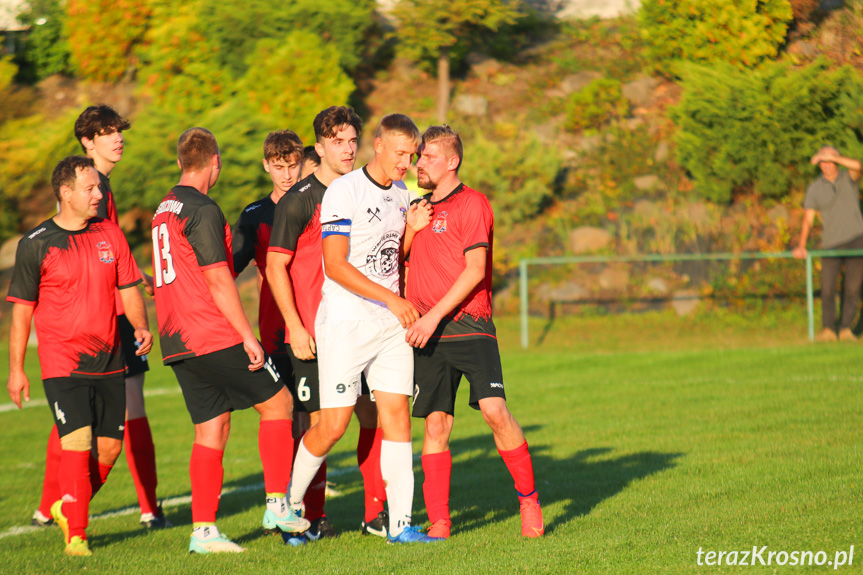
left=411, top=337, right=506, bottom=418
left=118, top=314, right=149, bottom=377
left=171, top=343, right=286, bottom=424
left=43, top=376, right=127, bottom=440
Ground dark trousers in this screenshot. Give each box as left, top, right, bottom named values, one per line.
left=821, top=235, right=863, bottom=330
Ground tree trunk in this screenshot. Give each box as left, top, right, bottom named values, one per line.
left=437, top=47, right=450, bottom=124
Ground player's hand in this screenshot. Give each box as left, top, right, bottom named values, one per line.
left=7, top=370, right=30, bottom=409
left=407, top=199, right=433, bottom=232
left=289, top=323, right=316, bottom=361
left=141, top=271, right=155, bottom=296
left=386, top=294, right=421, bottom=328
left=244, top=337, right=266, bottom=371
left=134, top=328, right=153, bottom=355
left=406, top=313, right=440, bottom=349
left=792, top=246, right=807, bottom=259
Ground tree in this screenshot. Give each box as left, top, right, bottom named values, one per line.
left=15, top=0, right=72, bottom=80
left=392, top=0, right=521, bottom=123
left=64, top=0, right=151, bottom=81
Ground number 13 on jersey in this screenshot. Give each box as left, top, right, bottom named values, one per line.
left=152, top=223, right=177, bottom=287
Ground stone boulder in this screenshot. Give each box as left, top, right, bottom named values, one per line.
left=633, top=199, right=662, bottom=220
left=560, top=71, right=603, bottom=95
left=671, top=290, right=700, bottom=316
left=0, top=234, right=22, bottom=270
left=545, top=281, right=589, bottom=302
left=598, top=268, right=629, bottom=292
left=622, top=76, right=660, bottom=108
left=654, top=140, right=670, bottom=163
left=452, top=94, right=488, bottom=117
left=633, top=174, right=660, bottom=191
left=569, top=226, right=612, bottom=254
left=646, top=277, right=669, bottom=295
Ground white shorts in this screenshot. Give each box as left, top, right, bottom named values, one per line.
left=316, top=318, right=413, bottom=409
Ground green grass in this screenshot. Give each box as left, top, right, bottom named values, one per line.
left=1, top=311, right=861, bottom=573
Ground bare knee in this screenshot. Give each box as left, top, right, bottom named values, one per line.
left=255, top=386, right=293, bottom=420
left=425, top=412, right=452, bottom=443
left=195, top=415, right=231, bottom=450
left=98, top=437, right=123, bottom=465
left=59, top=426, right=92, bottom=452
left=480, top=399, right=515, bottom=433
left=354, top=395, right=379, bottom=428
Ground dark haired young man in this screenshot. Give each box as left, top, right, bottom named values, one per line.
left=152, top=128, right=306, bottom=554
left=31, top=105, right=168, bottom=530
left=7, top=156, right=153, bottom=556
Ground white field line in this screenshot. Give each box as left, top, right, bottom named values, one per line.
left=0, top=464, right=363, bottom=540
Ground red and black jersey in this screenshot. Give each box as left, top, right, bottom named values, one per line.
left=406, top=184, right=496, bottom=340
left=7, top=217, right=142, bottom=379
left=268, top=174, right=326, bottom=341
left=232, top=195, right=286, bottom=356
left=152, top=185, right=243, bottom=364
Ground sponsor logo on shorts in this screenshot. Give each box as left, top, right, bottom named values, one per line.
left=336, top=375, right=360, bottom=395
left=489, top=382, right=504, bottom=389
left=413, top=384, right=420, bottom=402
left=97, top=241, right=114, bottom=264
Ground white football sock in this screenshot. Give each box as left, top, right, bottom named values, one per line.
left=381, top=439, right=414, bottom=537
left=288, top=438, right=327, bottom=510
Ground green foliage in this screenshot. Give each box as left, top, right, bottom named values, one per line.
left=393, top=0, right=522, bottom=62
left=14, top=0, right=71, bottom=81
left=117, top=31, right=354, bottom=231
left=197, top=0, right=376, bottom=77
left=564, top=78, right=629, bottom=132
left=64, top=0, right=151, bottom=82
left=459, top=123, right=562, bottom=227
left=639, top=0, right=793, bottom=72
left=672, top=59, right=863, bottom=202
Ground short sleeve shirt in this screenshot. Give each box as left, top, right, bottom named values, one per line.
left=317, top=167, right=411, bottom=323
left=268, top=174, right=327, bottom=340
left=7, top=218, right=142, bottom=379
left=152, top=185, right=243, bottom=364
left=406, top=184, right=496, bottom=340
left=804, top=170, right=863, bottom=248
left=232, top=195, right=286, bottom=356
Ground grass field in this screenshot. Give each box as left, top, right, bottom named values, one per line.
left=0, top=311, right=861, bottom=573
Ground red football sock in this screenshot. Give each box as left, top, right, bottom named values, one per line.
left=89, top=455, right=113, bottom=498
left=305, top=460, right=327, bottom=522
left=259, top=419, right=292, bottom=494
left=422, top=451, right=452, bottom=524
left=125, top=417, right=158, bottom=515
left=358, top=426, right=385, bottom=522
left=498, top=441, right=538, bottom=500
left=190, top=443, right=224, bottom=524
left=37, top=426, right=62, bottom=517
left=60, top=450, right=92, bottom=540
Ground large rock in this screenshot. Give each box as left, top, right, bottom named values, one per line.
left=654, top=141, right=670, bottom=163
left=633, top=199, right=662, bottom=220
left=685, top=202, right=712, bottom=228
left=452, top=94, right=488, bottom=117
left=671, top=290, right=700, bottom=316
left=569, top=226, right=612, bottom=254
left=599, top=268, right=629, bottom=292
left=633, top=174, right=660, bottom=191
left=0, top=234, right=22, bottom=270
left=560, top=71, right=603, bottom=95
left=545, top=281, right=589, bottom=302
left=622, top=76, right=660, bottom=108
left=646, top=277, right=669, bottom=295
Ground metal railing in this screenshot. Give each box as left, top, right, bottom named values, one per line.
left=518, top=249, right=863, bottom=348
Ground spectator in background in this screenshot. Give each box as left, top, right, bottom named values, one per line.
left=793, top=146, right=863, bottom=342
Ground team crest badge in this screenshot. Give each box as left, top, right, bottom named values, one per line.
left=96, top=241, right=114, bottom=264
left=432, top=211, right=448, bottom=234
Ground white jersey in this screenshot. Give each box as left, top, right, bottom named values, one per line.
left=317, top=166, right=412, bottom=323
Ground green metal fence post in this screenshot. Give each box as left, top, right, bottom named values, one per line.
left=806, top=253, right=814, bottom=342
left=520, top=259, right=529, bottom=349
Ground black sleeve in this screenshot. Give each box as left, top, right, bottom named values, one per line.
left=186, top=203, right=229, bottom=268
left=231, top=207, right=257, bottom=275
left=270, top=193, right=308, bottom=253
left=7, top=237, right=44, bottom=303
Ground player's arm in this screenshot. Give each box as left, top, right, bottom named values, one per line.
left=7, top=303, right=34, bottom=408
left=118, top=285, right=153, bottom=356
left=230, top=212, right=256, bottom=278
left=406, top=247, right=487, bottom=349
left=402, top=199, right=433, bottom=260
left=203, top=265, right=265, bottom=370
left=793, top=209, right=817, bottom=259
left=266, top=250, right=315, bottom=360
left=323, top=234, right=420, bottom=328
